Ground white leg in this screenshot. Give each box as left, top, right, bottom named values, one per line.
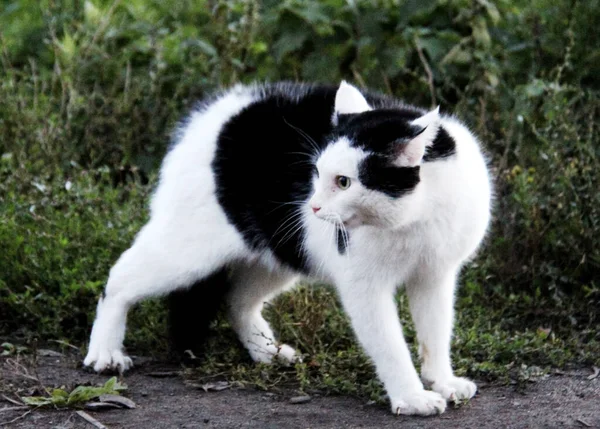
left=336, top=281, right=446, bottom=416
left=406, top=266, right=477, bottom=402
left=84, top=221, right=236, bottom=372
left=228, top=262, right=300, bottom=364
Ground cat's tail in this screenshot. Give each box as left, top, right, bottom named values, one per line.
left=166, top=268, right=231, bottom=359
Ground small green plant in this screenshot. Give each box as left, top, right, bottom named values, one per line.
left=1, top=342, right=28, bottom=356
left=20, top=377, right=127, bottom=408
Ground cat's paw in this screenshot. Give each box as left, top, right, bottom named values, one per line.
left=390, top=389, right=447, bottom=416
left=83, top=348, right=133, bottom=373
left=430, top=376, right=477, bottom=402
left=275, top=344, right=302, bottom=363
left=249, top=343, right=301, bottom=365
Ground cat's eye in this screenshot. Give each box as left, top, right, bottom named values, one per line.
left=336, top=175, right=351, bottom=190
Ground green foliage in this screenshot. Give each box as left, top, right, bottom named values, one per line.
left=1, top=342, right=28, bottom=356
left=185, top=284, right=597, bottom=400
left=20, top=376, right=127, bottom=408
left=1, top=0, right=599, bottom=396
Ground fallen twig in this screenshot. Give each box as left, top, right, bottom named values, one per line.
left=0, top=408, right=33, bottom=426
left=587, top=366, right=599, bottom=381
left=76, top=410, right=108, bottom=429
left=50, top=339, right=81, bottom=352
left=576, top=417, right=591, bottom=427
left=146, top=371, right=179, bottom=378
left=4, top=358, right=39, bottom=382
left=2, top=394, right=24, bottom=406
left=0, top=405, right=29, bottom=413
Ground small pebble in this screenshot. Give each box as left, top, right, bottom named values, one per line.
left=289, top=395, right=312, bottom=404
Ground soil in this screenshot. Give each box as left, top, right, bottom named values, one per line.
left=1, top=353, right=598, bottom=429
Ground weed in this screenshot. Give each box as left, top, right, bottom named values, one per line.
left=20, top=376, right=127, bottom=408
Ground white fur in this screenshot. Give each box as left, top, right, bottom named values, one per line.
left=84, top=82, right=492, bottom=417
left=332, top=81, right=371, bottom=124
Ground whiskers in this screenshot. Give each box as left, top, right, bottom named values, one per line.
left=266, top=200, right=352, bottom=279
left=325, top=213, right=350, bottom=257
left=282, top=117, right=321, bottom=161
left=333, top=214, right=350, bottom=256
left=269, top=205, right=306, bottom=251
left=311, top=212, right=352, bottom=278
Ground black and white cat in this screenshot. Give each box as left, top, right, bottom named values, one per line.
left=84, top=81, right=492, bottom=416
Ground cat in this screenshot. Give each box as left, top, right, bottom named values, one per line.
left=83, top=81, right=492, bottom=416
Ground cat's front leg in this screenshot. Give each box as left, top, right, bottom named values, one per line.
left=406, top=266, right=477, bottom=402
left=336, top=280, right=446, bottom=416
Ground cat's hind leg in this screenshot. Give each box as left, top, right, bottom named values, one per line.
left=227, top=261, right=300, bottom=364
left=84, top=220, right=242, bottom=373
left=405, top=265, right=477, bottom=402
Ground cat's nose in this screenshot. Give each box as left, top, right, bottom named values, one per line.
left=311, top=206, right=321, bottom=213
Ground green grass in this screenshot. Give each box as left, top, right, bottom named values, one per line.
left=178, top=283, right=599, bottom=401
left=1, top=0, right=599, bottom=402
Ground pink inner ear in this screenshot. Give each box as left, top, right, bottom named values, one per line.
left=395, top=112, right=440, bottom=167
left=396, top=143, right=426, bottom=167
left=394, top=130, right=432, bottom=167
left=400, top=139, right=425, bottom=167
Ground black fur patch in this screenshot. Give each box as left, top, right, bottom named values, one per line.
left=167, top=268, right=231, bottom=358
left=336, top=227, right=348, bottom=254
left=337, top=109, right=422, bottom=155
left=337, top=109, right=456, bottom=164
left=213, top=84, right=338, bottom=272
left=424, top=126, right=456, bottom=161
left=359, top=155, right=421, bottom=198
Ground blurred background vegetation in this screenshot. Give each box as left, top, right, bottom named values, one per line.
left=1, top=0, right=598, bottom=395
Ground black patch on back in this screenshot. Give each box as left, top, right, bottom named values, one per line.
left=213, top=84, right=338, bottom=272
left=424, top=126, right=456, bottom=161
left=359, top=155, right=421, bottom=198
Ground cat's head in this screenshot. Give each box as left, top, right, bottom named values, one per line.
left=308, top=81, right=440, bottom=229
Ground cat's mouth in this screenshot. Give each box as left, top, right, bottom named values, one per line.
left=316, top=212, right=359, bottom=228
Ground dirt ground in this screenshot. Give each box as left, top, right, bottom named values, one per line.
left=1, top=353, right=598, bottom=429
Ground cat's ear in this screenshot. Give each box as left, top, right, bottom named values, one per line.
left=333, top=81, right=371, bottom=124
left=394, top=107, right=441, bottom=167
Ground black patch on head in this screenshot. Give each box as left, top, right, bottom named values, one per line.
left=359, top=155, right=420, bottom=198
left=213, top=83, right=338, bottom=273
left=334, top=110, right=455, bottom=199
left=336, top=227, right=348, bottom=254
left=424, top=126, right=456, bottom=161
left=337, top=109, right=423, bottom=156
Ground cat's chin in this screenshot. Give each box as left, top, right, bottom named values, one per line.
left=342, top=214, right=362, bottom=228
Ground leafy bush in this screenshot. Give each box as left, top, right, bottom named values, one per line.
left=1, top=0, right=598, bottom=386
